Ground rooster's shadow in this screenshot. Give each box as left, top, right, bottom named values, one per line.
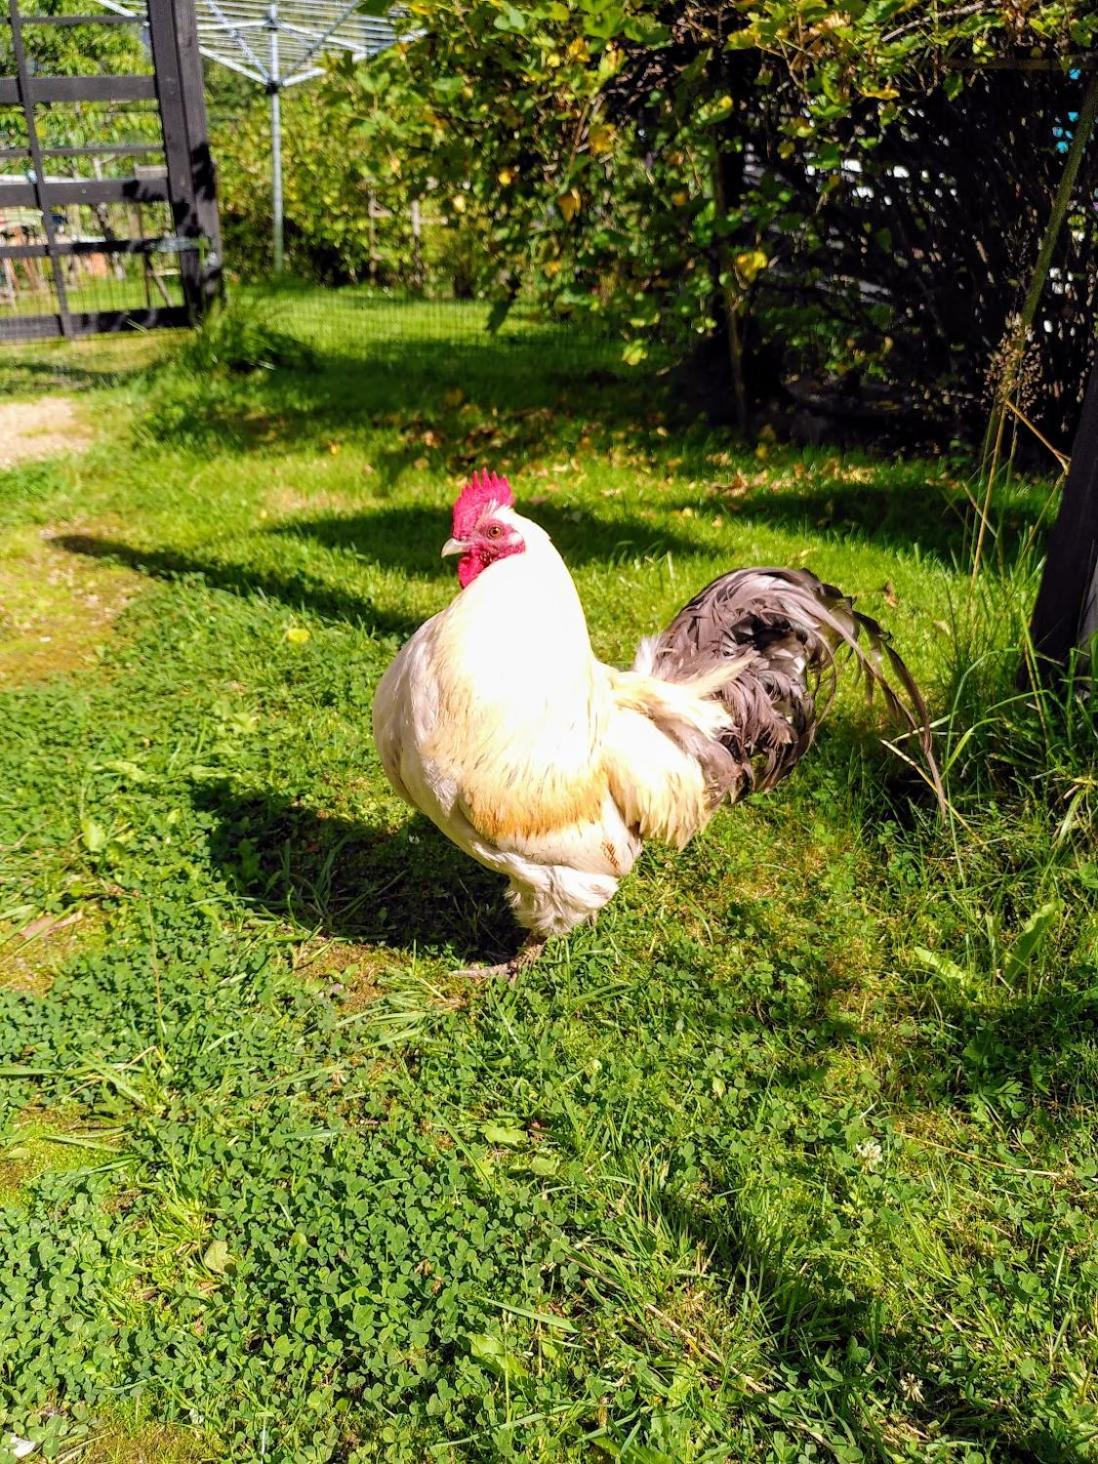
left=192, top=780, right=517, bottom=965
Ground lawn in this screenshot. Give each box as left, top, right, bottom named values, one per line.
left=0, top=289, right=1096, bottom=1463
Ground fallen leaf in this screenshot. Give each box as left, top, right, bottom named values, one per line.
left=18, top=910, right=82, bottom=943
left=202, top=1238, right=232, bottom=1274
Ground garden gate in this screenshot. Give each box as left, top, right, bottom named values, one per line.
left=0, top=0, right=219, bottom=339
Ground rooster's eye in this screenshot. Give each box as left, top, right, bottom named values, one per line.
left=485, top=524, right=502, bottom=539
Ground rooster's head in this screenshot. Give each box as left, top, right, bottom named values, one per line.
left=443, top=469, right=527, bottom=588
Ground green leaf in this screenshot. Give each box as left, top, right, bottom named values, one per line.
left=582, top=3, right=626, bottom=41
left=1003, top=901, right=1059, bottom=982
left=724, top=26, right=759, bottom=50
left=482, top=1123, right=526, bottom=1147
left=696, top=95, right=734, bottom=127
left=99, top=759, right=151, bottom=784
left=479, top=1296, right=576, bottom=1331
left=913, top=946, right=969, bottom=984
left=468, top=1332, right=528, bottom=1380
left=80, top=818, right=107, bottom=855
left=493, top=4, right=528, bottom=34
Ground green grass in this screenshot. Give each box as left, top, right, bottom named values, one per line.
left=0, top=288, right=1096, bottom=1463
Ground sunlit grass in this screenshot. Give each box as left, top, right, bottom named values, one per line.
left=0, top=288, right=1094, bottom=1462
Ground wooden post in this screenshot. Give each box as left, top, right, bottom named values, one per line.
left=1024, top=358, right=1098, bottom=680
left=146, top=0, right=221, bottom=319
left=173, top=0, right=223, bottom=305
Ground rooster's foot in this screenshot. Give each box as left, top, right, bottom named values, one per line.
left=455, top=937, right=546, bottom=984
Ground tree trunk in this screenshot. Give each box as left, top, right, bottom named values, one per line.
left=1023, top=357, right=1098, bottom=683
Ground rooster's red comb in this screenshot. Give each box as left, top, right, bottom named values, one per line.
left=452, top=469, right=515, bottom=538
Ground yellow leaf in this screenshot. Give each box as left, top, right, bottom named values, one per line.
left=498, top=167, right=514, bottom=186
left=557, top=188, right=581, bottom=222
left=452, top=193, right=467, bottom=214
left=285, top=627, right=310, bottom=646
left=202, top=1238, right=232, bottom=1274
left=734, top=249, right=769, bottom=283
left=589, top=123, right=614, bottom=155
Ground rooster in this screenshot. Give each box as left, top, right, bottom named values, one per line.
left=373, top=470, right=940, bottom=976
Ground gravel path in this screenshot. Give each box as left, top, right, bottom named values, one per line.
left=0, top=396, right=93, bottom=467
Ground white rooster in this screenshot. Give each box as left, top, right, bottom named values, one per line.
left=373, top=471, right=940, bottom=975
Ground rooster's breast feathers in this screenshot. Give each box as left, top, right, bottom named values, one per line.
left=373, top=511, right=646, bottom=871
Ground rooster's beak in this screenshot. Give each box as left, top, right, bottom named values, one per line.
left=441, top=537, right=465, bottom=558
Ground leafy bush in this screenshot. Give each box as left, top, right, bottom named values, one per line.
left=215, top=0, right=1097, bottom=445
left=213, top=84, right=487, bottom=297
left=174, top=298, right=317, bottom=376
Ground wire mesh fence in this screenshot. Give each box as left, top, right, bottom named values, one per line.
left=0, top=282, right=639, bottom=406
left=241, top=281, right=631, bottom=374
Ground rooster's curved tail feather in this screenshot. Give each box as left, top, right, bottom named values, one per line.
left=639, top=567, right=944, bottom=810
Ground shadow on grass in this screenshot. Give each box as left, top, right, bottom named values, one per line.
left=143, top=362, right=1050, bottom=569
left=666, top=1182, right=1070, bottom=1459
left=270, top=501, right=705, bottom=577
left=53, top=494, right=710, bottom=637
left=715, top=478, right=1044, bottom=565
left=53, top=533, right=423, bottom=641
left=193, top=780, right=517, bottom=965
left=902, top=977, right=1098, bottom=1115
left=142, top=338, right=664, bottom=477
left=0, top=352, right=159, bottom=397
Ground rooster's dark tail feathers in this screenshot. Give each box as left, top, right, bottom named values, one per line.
left=646, top=567, right=944, bottom=809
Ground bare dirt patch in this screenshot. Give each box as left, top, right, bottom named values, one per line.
left=0, top=525, right=146, bottom=683
left=0, top=908, right=93, bottom=997
left=263, top=480, right=359, bottom=519
left=291, top=936, right=386, bottom=1009
left=79, top=1420, right=211, bottom=1464
left=0, top=395, right=94, bottom=468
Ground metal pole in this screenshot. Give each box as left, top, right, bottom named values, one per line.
left=267, top=3, right=283, bottom=274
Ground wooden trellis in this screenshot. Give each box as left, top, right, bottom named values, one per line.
left=0, top=0, right=220, bottom=339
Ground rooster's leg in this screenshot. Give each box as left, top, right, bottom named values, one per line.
left=455, top=935, right=546, bottom=983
